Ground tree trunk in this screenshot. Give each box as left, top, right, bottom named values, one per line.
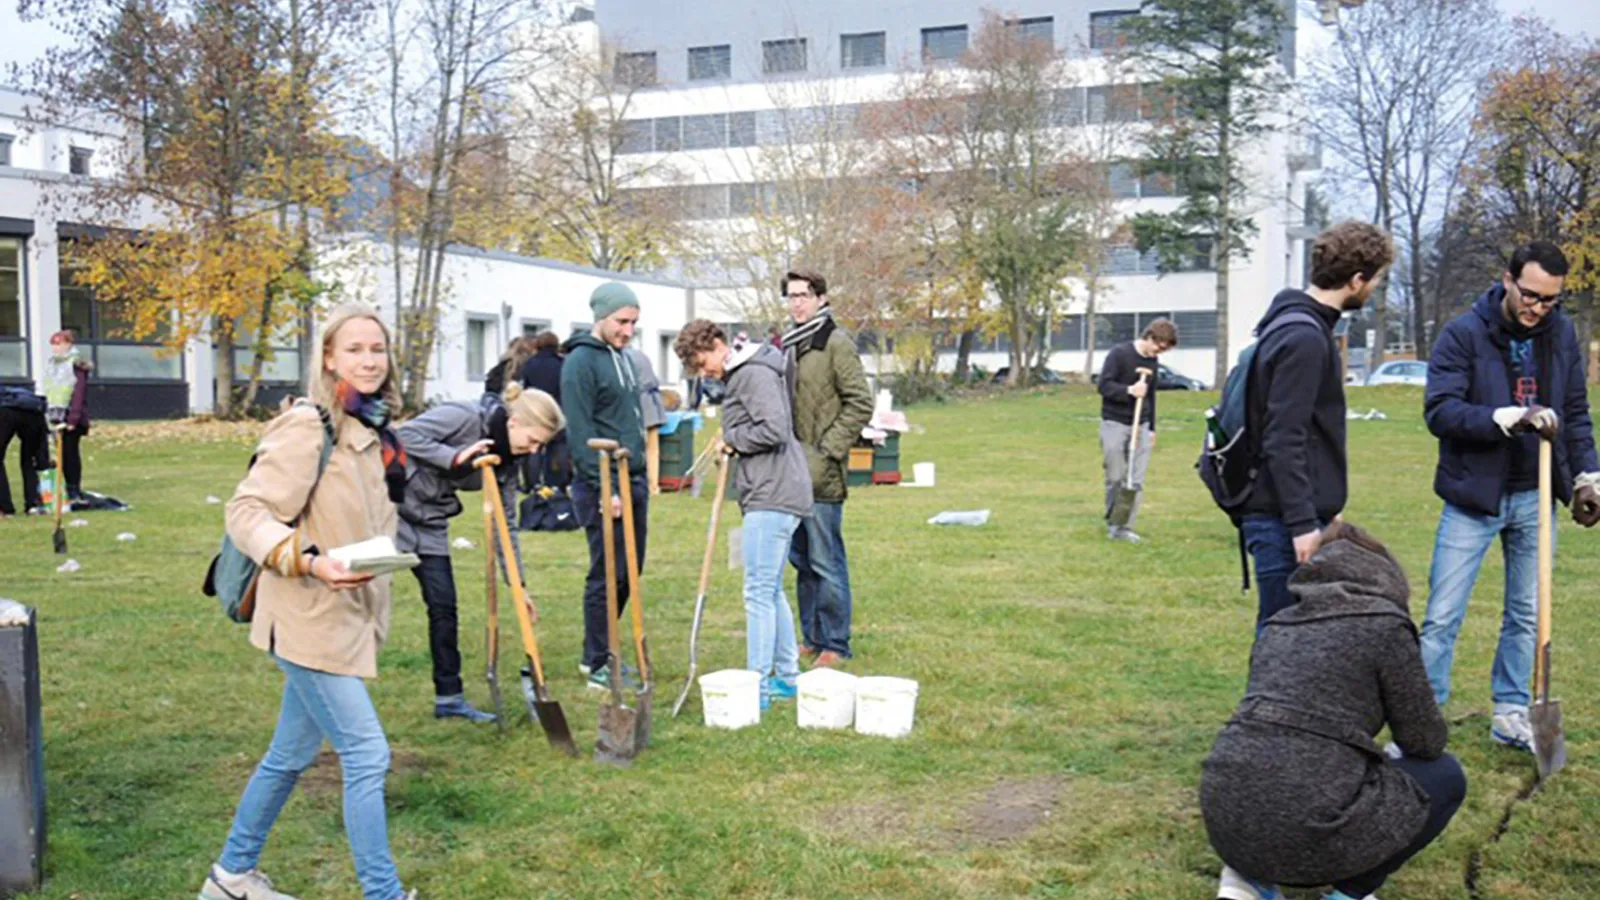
left=955, top=328, right=976, bottom=382
left=212, top=318, right=237, bottom=418
left=1213, top=124, right=1233, bottom=390
left=240, top=290, right=274, bottom=411
left=1083, top=276, right=1100, bottom=380
left=1008, top=293, right=1028, bottom=387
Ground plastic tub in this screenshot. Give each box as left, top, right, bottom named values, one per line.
left=796, top=668, right=859, bottom=730
left=699, top=669, right=761, bottom=729
left=854, top=676, right=920, bottom=739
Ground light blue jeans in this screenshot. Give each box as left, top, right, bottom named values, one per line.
left=218, top=656, right=404, bottom=900
left=1420, top=491, right=1553, bottom=709
left=744, top=510, right=802, bottom=699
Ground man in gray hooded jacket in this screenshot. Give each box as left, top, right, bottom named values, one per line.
left=675, top=319, right=812, bottom=708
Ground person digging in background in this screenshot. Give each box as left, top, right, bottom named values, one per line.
left=1201, top=521, right=1467, bottom=900
left=1418, top=240, right=1599, bottom=753
left=42, top=329, right=93, bottom=503
left=1098, top=318, right=1177, bottom=543
left=395, top=383, right=565, bottom=724
left=0, top=385, right=49, bottom=518
left=520, top=330, right=571, bottom=491
left=561, top=282, right=649, bottom=691
left=1237, top=222, right=1393, bottom=636
left=204, top=303, right=423, bottom=900
left=780, top=268, right=872, bottom=669
left=676, top=319, right=813, bottom=710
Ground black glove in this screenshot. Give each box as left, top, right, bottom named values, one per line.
left=1510, top=405, right=1560, bottom=441
left=1574, top=483, right=1600, bottom=528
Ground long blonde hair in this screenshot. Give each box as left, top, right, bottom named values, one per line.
left=503, top=382, right=565, bottom=443
left=310, top=302, right=403, bottom=421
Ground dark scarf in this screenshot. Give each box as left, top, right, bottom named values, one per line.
left=337, top=380, right=407, bottom=503
left=779, top=305, right=836, bottom=356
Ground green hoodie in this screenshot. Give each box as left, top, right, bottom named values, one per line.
left=560, top=330, right=645, bottom=489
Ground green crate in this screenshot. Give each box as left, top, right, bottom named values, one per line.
left=847, top=469, right=874, bottom=487
left=658, top=425, right=694, bottom=478
left=871, top=433, right=901, bottom=473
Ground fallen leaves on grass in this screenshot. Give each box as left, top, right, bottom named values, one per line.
left=94, top=417, right=267, bottom=451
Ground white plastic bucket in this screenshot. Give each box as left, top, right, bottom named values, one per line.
left=796, top=668, right=859, bottom=730
left=699, top=669, right=762, bottom=730
left=909, top=462, right=935, bottom=487
left=854, top=676, right=920, bottom=739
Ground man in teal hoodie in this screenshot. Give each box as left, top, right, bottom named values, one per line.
left=561, top=282, right=648, bottom=689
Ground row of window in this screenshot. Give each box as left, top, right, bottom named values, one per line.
left=946, top=310, right=1217, bottom=354
left=613, top=11, right=1137, bottom=86
left=0, top=134, right=95, bottom=175
left=615, top=81, right=1176, bottom=156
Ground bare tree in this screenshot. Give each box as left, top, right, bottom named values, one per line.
left=1306, top=0, right=1502, bottom=361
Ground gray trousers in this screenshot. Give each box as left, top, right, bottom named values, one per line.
left=1101, top=419, right=1154, bottom=529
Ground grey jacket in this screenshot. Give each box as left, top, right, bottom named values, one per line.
left=1200, top=539, right=1450, bottom=887
left=395, top=399, right=521, bottom=564
left=628, top=347, right=667, bottom=430
left=722, top=342, right=813, bottom=518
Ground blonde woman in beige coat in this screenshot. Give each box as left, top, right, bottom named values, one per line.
left=200, top=304, right=420, bottom=900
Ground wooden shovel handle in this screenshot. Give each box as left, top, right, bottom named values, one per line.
left=1536, top=437, right=1553, bottom=697
left=615, top=449, right=649, bottom=681
left=696, top=455, right=733, bottom=597
left=594, top=445, right=623, bottom=675
left=480, top=459, right=548, bottom=687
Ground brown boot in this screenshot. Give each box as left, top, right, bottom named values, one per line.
left=812, top=651, right=844, bottom=668
left=799, top=644, right=819, bottom=660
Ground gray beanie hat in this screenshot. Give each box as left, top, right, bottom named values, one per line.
left=590, top=282, right=641, bottom=321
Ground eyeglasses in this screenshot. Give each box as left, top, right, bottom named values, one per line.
left=1514, top=283, right=1562, bottom=308
left=785, top=291, right=815, bottom=301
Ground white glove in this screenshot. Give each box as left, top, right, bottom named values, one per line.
left=1577, top=471, right=1600, bottom=491
left=1493, top=406, right=1558, bottom=437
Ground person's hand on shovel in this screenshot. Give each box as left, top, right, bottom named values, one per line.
left=1495, top=405, right=1559, bottom=440
left=1574, top=472, right=1600, bottom=528
left=453, top=439, right=495, bottom=471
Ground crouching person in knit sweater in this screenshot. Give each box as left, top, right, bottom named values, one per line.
left=1200, top=521, right=1467, bottom=900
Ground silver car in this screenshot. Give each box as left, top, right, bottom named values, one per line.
left=1365, top=360, right=1428, bottom=387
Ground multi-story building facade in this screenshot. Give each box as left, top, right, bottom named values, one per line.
left=587, top=0, right=1324, bottom=384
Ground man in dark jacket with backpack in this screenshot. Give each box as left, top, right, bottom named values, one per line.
left=1419, top=241, right=1599, bottom=753
left=1235, top=222, right=1394, bottom=634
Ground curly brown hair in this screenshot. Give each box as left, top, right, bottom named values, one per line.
left=1310, top=222, right=1395, bottom=290
left=673, top=319, right=727, bottom=373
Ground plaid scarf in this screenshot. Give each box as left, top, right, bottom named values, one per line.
left=336, top=380, right=408, bottom=503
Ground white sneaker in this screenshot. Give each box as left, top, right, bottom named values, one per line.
left=1217, top=865, right=1284, bottom=900
left=1491, top=706, right=1534, bottom=753
left=1322, top=892, right=1380, bottom=900
left=198, top=865, right=300, bottom=900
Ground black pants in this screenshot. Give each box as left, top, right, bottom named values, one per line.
left=410, top=554, right=464, bottom=697
left=1333, top=752, right=1467, bottom=896
left=0, top=408, right=48, bottom=514
left=572, top=475, right=648, bottom=672
left=60, top=427, right=84, bottom=496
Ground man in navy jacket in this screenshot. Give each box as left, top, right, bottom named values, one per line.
left=1420, top=241, right=1600, bottom=753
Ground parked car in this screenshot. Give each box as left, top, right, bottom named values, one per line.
left=991, top=366, right=1066, bottom=384
left=1365, top=360, right=1428, bottom=387
left=1156, top=365, right=1207, bottom=391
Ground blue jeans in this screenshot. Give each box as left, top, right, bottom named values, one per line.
left=744, top=510, right=802, bottom=698
left=218, top=657, right=403, bottom=900
left=789, top=501, right=853, bottom=657
left=1241, top=515, right=1303, bottom=636
left=1421, top=492, right=1550, bottom=709
left=571, top=476, right=648, bottom=672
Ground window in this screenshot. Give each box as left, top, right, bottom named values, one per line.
left=0, top=135, right=12, bottom=168
left=521, top=319, right=551, bottom=337
left=466, top=316, right=498, bottom=380
left=1087, top=84, right=1139, bottom=123
left=69, top=147, right=93, bottom=176
left=688, top=44, right=731, bottom=81
left=614, top=51, right=657, bottom=87
left=730, top=182, right=775, bottom=217
left=654, top=117, right=682, bottom=153
left=763, top=38, right=807, bottom=74
left=1050, top=88, right=1084, bottom=126
left=618, top=118, right=654, bottom=154
left=728, top=111, right=757, bottom=147
left=1007, top=16, right=1054, bottom=46
left=234, top=322, right=302, bottom=384
left=683, top=113, right=728, bottom=150
left=1140, top=82, right=1179, bottom=121
left=658, top=332, right=676, bottom=383
left=1173, top=310, right=1217, bottom=348
left=922, top=25, right=968, bottom=63
left=1141, top=168, right=1176, bottom=198
left=1052, top=315, right=1085, bottom=351
left=1090, top=10, right=1138, bottom=50
left=57, top=247, right=181, bottom=380
left=841, top=31, right=886, bottom=69
left=680, top=185, right=729, bottom=220
left=1108, top=162, right=1139, bottom=199
left=1094, top=312, right=1137, bottom=350
left=0, top=237, right=23, bottom=377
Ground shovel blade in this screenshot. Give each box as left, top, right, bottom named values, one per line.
left=486, top=673, right=506, bottom=735
left=595, top=702, right=639, bottom=767
left=1108, top=486, right=1137, bottom=529
left=52, top=528, right=67, bottom=555
left=633, top=687, right=654, bottom=752
left=534, top=699, right=579, bottom=757
left=1531, top=698, right=1567, bottom=780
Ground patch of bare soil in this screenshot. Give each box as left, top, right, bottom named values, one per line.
left=943, top=774, right=1068, bottom=847
left=293, top=747, right=432, bottom=797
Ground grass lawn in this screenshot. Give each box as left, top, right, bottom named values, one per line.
left=2, top=385, right=1597, bottom=899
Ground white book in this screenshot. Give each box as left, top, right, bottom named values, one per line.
left=328, top=536, right=421, bottom=576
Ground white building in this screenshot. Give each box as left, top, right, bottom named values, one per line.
left=584, top=0, right=1324, bottom=385
left=0, top=86, right=692, bottom=417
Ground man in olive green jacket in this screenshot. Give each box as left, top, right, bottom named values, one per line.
left=780, top=269, right=874, bottom=667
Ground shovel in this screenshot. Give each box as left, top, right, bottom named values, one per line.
left=481, top=491, right=506, bottom=734
left=1532, top=436, right=1567, bottom=780
left=476, top=455, right=578, bottom=757
left=616, top=448, right=653, bottom=750
left=1107, top=369, right=1153, bottom=530
left=51, top=426, right=67, bottom=555
left=673, top=450, right=732, bottom=718
left=588, top=439, right=639, bottom=767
